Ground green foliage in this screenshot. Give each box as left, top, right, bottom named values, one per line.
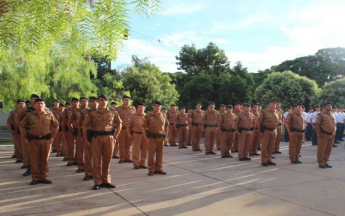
left=312, top=78, right=345, bottom=108
left=255, top=71, right=320, bottom=109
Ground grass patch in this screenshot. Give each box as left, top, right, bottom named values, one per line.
left=0, top=141, right=13, bottom=145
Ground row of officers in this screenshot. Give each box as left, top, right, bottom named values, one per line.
left=7, top=94, right=337, bottom=190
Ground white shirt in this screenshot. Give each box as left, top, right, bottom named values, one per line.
left=311, top=111, right=319, bottom=124
left=306, top=112, right=313, bottom=123
left=284, top=111, right=289, bottom=119
left=336, top=112, right=344, bottom=123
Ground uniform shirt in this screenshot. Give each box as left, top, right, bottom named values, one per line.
left=83, top=107, right=122, bottom=132
left=69, top=108, right=87, bottom=130
left=143, top=112, right=169, bottom=134
left=276, top=108, right=284, bottom=122
left=259, top=108, right=279, bottom=128
left=7, top=109, right=20, bottom=129
left=251, top=110, right=261, bottom=128
left=128, top=113, right=145, bottom=133
left=311, top=111, right=320, bottom=124
left=20, top=111, right=59, bottom=136
left=78, top=108, right=91, bottom=129
left=50, top=107, right=63, bottom=125
left=189, top=109, right=204, bottom=124
left=166, top=110, right=179, bottom=124
left=62, top=107, right=74, bottom=128
left=116, top=105, right=136, bottom=128
left=306, top=112, right=313, bottom=123
left=237, top=112, right=255, bottom=128
left=202, top=109, right=220, bottom=125
left=286, top=111, right=306, bottom=130
left=219, top=112, right=237, bottom=130
left=315, top=111, right=336, bottom=133
left=176, top=113, right=189, bottom=125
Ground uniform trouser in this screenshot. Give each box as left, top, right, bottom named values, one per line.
left=168, top=125, right=178, bottom=145
left=67, top=132, right=76, bottom=164
left=238, top=131, right=253, bottom=158
left=220, top=132, right=233, bottom=156
left=191, top=125, right=203, bottom=150
left=21, top=136, right=30, bottom=166
left=132, top=133, right=148, bottom=167
left=249, top=130, right=261, bottom=154
left=261, top=130, right=277, bottom=163
left=113, top=137, right=119, bottom=157
left=205, top=127, right=217, bottom=152
left=119, top=130, right=132, bottom=161
left=84, top=138, right=93, bottom=176
left=305, top=123, right=313, bottom=141
left=53, top=131, right=62, bottom=154
left=284, top=126, right=289, bottom=142
left=187, top=125, right=192, bottom=144
left=14, top=133, right=22, bottom=160
left=274, top=126, right=282, bottom=151
left=216, top=130, right=221, bottom=149
left=336, top=123, right=343, bottom=141
left=312, top=126, right=318, bottom=145
left=232, top=132, right=239, bottom=150
left=62, top=132, right=68, bottom=158
left=92, top=135, right=114, bottom=185
left=317, top=134, right=334, bottom=165
left=178, top=126, right=188, bottom=147
left=76, top=134, right=84, bottom=169
left=29, top=139, right=50, bottom=181
left=148, top=137, right=164, bottom=172
left=289, top=132, right=303, bottom=162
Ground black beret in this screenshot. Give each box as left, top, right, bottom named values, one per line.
left=209, top=101, right=215, bottom=105
left=80, top=97, right=88, bottom=101
left=196, top=102, right=202, bottom=105
left=323, top=101, right=333, bottom=106
left=171, top=104, right=176, bottom=107
left=122, top=95, right=131, bottom=99
left=31, top=94, right=40, bottom=99
left=296, top=103, right=303, bottom=106
left=98, top=94, right=109, bottom=101
left=25, top=100, right=31, bottom=103
left=153, top=101, right=162, bottom=105
left=234, top=102, right=241, bottom=106
left=275, top=100, right=281, bottom=103
left=16, top=99, right=25, bottom=104
left=89, top=96, right=98, bottom=101
left=72, top=97, right=79, bottom=102
left=244, top=103, right=251, bottom=107
left=137, top=102, right=145, bottom=107
left=35, top=98, right=44, bottom=103
left=269, top=100, right=275, bottom=103
left=251, top=103, right=258, bottom=107
left=227, top=105, right=233, bottom=109
left=53, top=99, right=60, bottom=103
left=315, top=105, right=320, bottom=108
left=220, top=104, right=226, bottom=107
left=65, top=102, right=71, bottom=106
left=59, top=103, right=65, bottom=107
left=111, top=102, right=117, bottom=105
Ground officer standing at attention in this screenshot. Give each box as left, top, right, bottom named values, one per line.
left=258, top=100, right=280, bottom=167
left=237, top=103, right=255, bottom=161
left=202, top=101, right=220, bottom=155
left=232, top=103, right=242, bottom=153
left=186, top=107, right=193, bottom=146
left=142, top=101, right=169, bottom=176
left=116, top=95, right=136, bottom=163
left=167, top=104, right=179, bottom=147
left=218, top=105, right=237, bottom=158
left=274, top=100, right=284, bottom=154
left=20, top=98, right=59, bottom=185
left=176, top=107, right=189, bottom=149
left=311, top=105, right=321, bottom=146
left=285, top=103, right=306, bottom=164
left=216, top=104, right=226, bottom=150
left=189, top=102, right=204, bottom=152
left=305, top=108, right=313, bottom=141
left=127, top=103, right=148, bottom=169
left=50, top=99, right=63, bottom=157
left=249, top=104, right=261, bottom=156
left=83, top=94, right=122, bottom=190
left=63, top=98, right=79, bottom=166
left=315, top=102, right=336, bottom=169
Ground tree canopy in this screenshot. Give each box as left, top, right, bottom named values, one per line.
left=312, top=78, right=345, bottom=108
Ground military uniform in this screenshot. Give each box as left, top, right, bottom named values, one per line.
left=249, top=110, right=261, bottom=155
left=274, top=107, right=284, bottom=153
left=237, top=111, right=255, bottom=160
left=20, top=106, right=59, bottom=184
left=218, top=110, right=237, bottom=157
left=79, top=108, right=93, bottom=179
left=50, top=107, right=63, bottom=156
left=216, top=107, right=226, bottom=150
left=167, top=108, right=179, bottom=146
left=203, top=108, right=220, bottom=154
left=286, top=110, right=306, bottom=163
left=116, top=104, right=136, bottom=162
left=190, top=108, right=204, bottom=151
left=63, top=106, right=77, bottom=165
left=7, top=108, right=22, bottom=161
left=176, top=112, right=189, bottom=148
left=232, top=108, right=242, bottom=152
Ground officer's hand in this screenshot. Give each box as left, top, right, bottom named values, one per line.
left=86, top=141, right=92, bottom=146
left=10, top=131, right=15, bottom=136
left=128, top=134, right=132, bottom=139
left=289, top=132, right=293, bottom=138
left=145, top=137, right=150, bottom=143
left=24, top=139, right=29, bottom=145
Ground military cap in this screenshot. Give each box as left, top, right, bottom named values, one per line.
left=98, top=94, right=109, bottom=101
left=269, top=99, right=276, bottom=103
left=196, top=102, right=202, bottom=105
left=315, top=105, right=320, bottom=108
left=65, top=102, right=71, bottom=106
left=53, top=99, right=60, bottom=103
left=251, top=103, right=258, bottom=107
left=72, top=97, right=79, bottom=102
left=220, top=104, right=226, bottom=107
left=25, top=100, right=31, bottom=103
left=16, top=99, right=25, bottom=104
left=89, top=96, right=98, bottom=101
left=209, top=101, right=215, bottom=105
left=111, top=102, right=117, bottom=105
left=234, top=102, right=241, bottom=106
left=31, top=94, right=40, bottom=99
left=180, top=107, right=186, bottom=110
left=275, top=100, right=281, bottom=103
left=35, top=98, right=44, bottom=103
left=153, top=101, right=162, bottom=105
left=170, top=104, right=176, bottom=107
left=323, top=101, right=333, bottom=106
left=123, top=95, right=131, bottom=99
left=59, top=103, right=65, bottom=107
left=80, top=97, right=88, bottom=101
left=227, top=105, right=233, bottom=109
left=137, top=102, right=145, bottom=107
left=295, top=103, right=303, bottom=106
left=244, top=103, right=250, bottom=107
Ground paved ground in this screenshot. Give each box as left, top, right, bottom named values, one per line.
left=1, top=140, right=345, bottom=216
left=0, top=130, right=13, bottom=141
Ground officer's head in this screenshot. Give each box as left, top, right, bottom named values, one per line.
left=180, top=107, right=186, bottom=114
left=275, top=100, right=281, bottom=108
left=65, top=102, right=71, bottom=109
left=98, top=94, right=108, bottom=108
left=89, top=96, right=98, bottom=109
left=53, top=99, right=60, bottom=108
left=136, top=103, right=145, bottom=113
left=153, top=101, right=162, bottom=113
left=315, top=105, right=321, bottom=112
left=35, top=98, right=45, bottom=111
left=30, top=94, right=40, bottom=104
left=234, top=102, right=241, bottom=110
left=170, top=104, right=177, bottom=111
left=196, top=102, right=202, bottom=109
left=243, top=103, right=250, bottom=112
left=226, top=105, right=233, bottom=112
left=17, top=99, right=25, bottom=109
left=80, top=97, right=88, bottom=108
left=208, top=101, right=215, bottom=110
left=295, top=103, right=302, bottom=112
left=122, top=95, right=131, bottom=106
left=71, top=98, right=79, bottom=108
left=323, top=102, right=332, bottom=111
left=111, top=102, right=117, bottom=109
left=161, top=108, right=167, bottom=114
left=268, top=100, right=276, bottom=109
left=252, top=104, right=258, bottom=111
left=59, top=103, right=65, bottom=112
left=220, top=104, right=226, bottom=112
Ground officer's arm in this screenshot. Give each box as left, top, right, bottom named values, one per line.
left=83, top=115, right=91, bottom=142
left=61, top=111, right=66, bottom=132
left=284, top=120, right=291, bottom=134
left=67, top=112, right=74, bottom=131
left=6, top=113, right=14, bottom=134
left=113, top=114, right=122, bottom=139
left=50, top=115, right=59, bottom=138
left=141, top=116, right=149, bottom=140
left=126, top=117, right=132, bottom=137
left=19, top=116, right=28, bottom=141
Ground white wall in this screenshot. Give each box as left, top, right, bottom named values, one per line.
left=0, top=112, right=9, bottom=127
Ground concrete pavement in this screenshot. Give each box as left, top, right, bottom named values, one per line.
left=1, top=140, right=345, bottom=216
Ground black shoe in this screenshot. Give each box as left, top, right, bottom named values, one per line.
left=196, top=149, right=202, bottom=151
left=291, top=161, right=298, bottom=164
left=41, top=179, right=52, bottom=184
left=267, top=162, right=276, bottom=166
left=325, top=164, right=332, bottom=168
left=170, top=144, right=178, bottom=147
left=56, top=154, right=62, bottom=157
left=15, top=160, right=23, bottom=163
left=333, top=145, right=337, bottom=147
left=319, top=165, right=327, bottom=169
left=73, top=162, right=78, bottom=166
left=83, top=175, right=93, bottom=181
left=210, top=152, right=216, bottom=155
left=118, top=160, right=124, bottom=164
left=205, top=152, right=210, bottom=155
left=30, top=180, right=39, bottom=185
left=92, top=185, right=101, bottom=190
left=249, top=153, right=254, bottom=156
left=193, top=149, right=197, bottom=151
left=139, top=165, right=148, bottom=169
left=253, top=153, right=260, bottom=156
left=186, top=143, right=192, bottom=146
left=221, top=156, right=232, bottom=158
left=271, top=156, right=275, bottom=159
left=112, top=156, right=120, bottom=159
left=76, top=169, right=85, bottom=173
left=23, top=170, right=31, bottom=176
left=124, top=159, right=133, bottom=163
left=66, top=163, right=73, bottom=166
left=134, top=166, right=139, bottom=169
left=21, top=165, right=28, bottom=169
left=101, top=183, right=116, bottom=188
left=182, top=146, right=188, bottom=149
left=297, top=160, right=302, bottom=164
left=63, top=158, right=68, bottom=161
left=262, top=163, right=269, bottom=167
left=244, top=157, right=251, bottom=161
left=154, top=170, right=167, bottom=175
left=275, top=151, right=282, bottom=154
left=11, top=155, right=16, bottom=158
left=217, top=147, right=221, bottom=150
left=148, top=172, right=154, bottom=176
left=164, top=144, right=170, bottom=146
left=239, top=158, right=244, bottom=161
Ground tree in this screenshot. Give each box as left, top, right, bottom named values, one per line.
left=255, top=71, right=320, bottom=110
left=176, top=42, right=230, bottom=76
left=253, top=69, right=271, bottom=89
left=312, top=78, right=345, bottom=108
left=122, top=61, right=179, bottom=107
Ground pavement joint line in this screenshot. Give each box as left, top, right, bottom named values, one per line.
left=166, top=161, right=336, bottom=216
left=108, top=188, right=149, bottom=216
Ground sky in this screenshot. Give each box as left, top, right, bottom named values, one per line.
left=113, top=0, right=345, bottom=73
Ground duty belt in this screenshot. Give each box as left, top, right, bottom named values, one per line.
left=146, top=131, right=166, bottom=138
left=238, top=127, right=253, bottom=132
left=169, top=123, right=174, bottom=125
left=221, top=128, right=235, bottom=132
left=27, top=133, right=51, bottom=141
left=206, top=124, right=218, bottom=127
left=320, top=127, right=333, bottom=136
left=191, top=122, right=201, bottom=126
left=291, top=127, right=306, bottom=133
left=93, top=130, right=114, bottom=136
left=132, top=131, right=143, bottom=134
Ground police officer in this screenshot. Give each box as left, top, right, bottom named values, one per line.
left=61, top=102, right=71, bottom=161
left=142, top=101, right=169, bottom=176
left=176, top=107, right=189, bottom=149
left=315, top=102, right=336, bottom=169
left=249, top=104, right=261, bottom=156
left=167, top=104, right=179, bottom=147
left=83, top=94, right=122, bottom=190
left=63, top=98, right=79, bottom=166
left=50, top=99, right=64, bottom=157
left=190, top=102, right=204, bottom=152
left=274, top=100, right=284, bottom=154
left=311, top=105, right=321, bottom=146
left=202, top=101, right=220, bottom=155
left=232, top=102, right=242, bottom=152
left=237, top=103, right=255, bottom=161
left=20, top=98, right=59, bottom=185
left=216, top=104, right=226, bottom=150
left=218, top=105, right=237, bottom=158
left=285, top=103, right=306, bottom=164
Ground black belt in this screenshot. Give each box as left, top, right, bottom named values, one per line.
left=178, top=124, right=188, bottom=127
left=320, top=127, right=333, bottom=136
left=238, top=127, right=253, bottom=133
left=146, top=131, right=166, bottom=138
left=206, top=124, right=218, bottom=127
left=222, top=128, right=235, bottom=132
left=169, top=123, right=174, bottom=125
left=27, top=133, right=51, bottom=141
left=132, top=131, right=143, bottom=134
left=192, top=122, right=201, bottom=126
left=291, top=127, right=306, bottom=133
left=93, top=131, right=114, bottom=136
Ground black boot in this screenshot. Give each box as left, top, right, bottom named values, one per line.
left=23, top=165, right=31, bottom=176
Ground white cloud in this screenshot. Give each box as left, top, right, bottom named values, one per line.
left=163, top=1, right=208, bottom=15
left=233, top=12, right=271, bottom=28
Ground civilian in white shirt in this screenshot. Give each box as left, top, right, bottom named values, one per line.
left=311, top=105, right=321, bottom=145
left=305, top=108, right=313, bottom=141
